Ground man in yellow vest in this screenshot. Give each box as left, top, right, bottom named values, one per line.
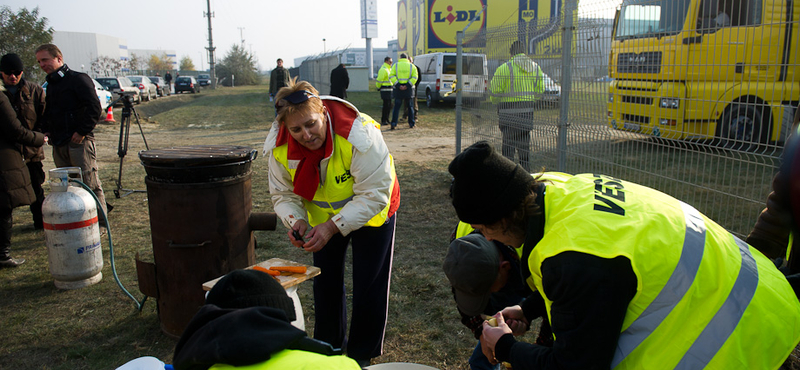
left=389, top=53, right=419, bottom=130
left=490, top=41, right=544, bottom=172
left=448, top=140, right=800, bottom=369
left=376, top=56, right=393, bottom=126
left=173, top=269, right=362, bottom=369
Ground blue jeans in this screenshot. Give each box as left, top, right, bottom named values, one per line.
left=469, top=341, right=504, bottom=370
left=391, top=98, right=414, bottom=128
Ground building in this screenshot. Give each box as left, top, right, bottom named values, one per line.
left=51, top=31, right=178, bottom=77
left=52, top=31, right=129, bottom=76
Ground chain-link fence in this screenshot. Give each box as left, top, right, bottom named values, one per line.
left=456, top=0, right=799, bottom=238
left=299, top=55, right=341, bottom=96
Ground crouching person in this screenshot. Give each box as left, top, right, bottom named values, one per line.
left=173, top=269, right=363, bottom=370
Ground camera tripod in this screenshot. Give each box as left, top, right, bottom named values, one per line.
left=112, top=94, right=149, bottom=198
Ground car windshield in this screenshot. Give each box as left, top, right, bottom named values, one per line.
left=177, top=77, right=191, bottom=82
left=128, top=77, right=142, bottom=83
left=615, top=0, right=691, bottom=40
left=97, top=79, right=119, bottom=88
left=198, top=74, right=209, bottom=79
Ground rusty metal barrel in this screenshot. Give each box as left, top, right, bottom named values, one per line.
left=135, top=145, right=276, bottom=338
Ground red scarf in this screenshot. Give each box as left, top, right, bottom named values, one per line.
left=286, top=120, right=333, bottom=201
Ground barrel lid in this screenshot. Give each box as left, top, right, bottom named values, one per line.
left=139, top=145, right=257, bottom=167
left=139, top=145, right=257, bottom=183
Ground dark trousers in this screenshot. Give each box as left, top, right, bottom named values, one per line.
left=26, top=161, right=45, bottom=229
left=0, top=206, right=11, bottom=259
left=312, top=214, right=396, bottom=361
left=499, top=111, right=534, bottom=172
left=391, top=98, right=415, bottom=128
left=380, top=98, right=393, bottom=124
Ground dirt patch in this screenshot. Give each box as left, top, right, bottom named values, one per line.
left=379, top=125, right=456, bottom=164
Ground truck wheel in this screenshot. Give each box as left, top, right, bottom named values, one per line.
left=716, top=103, right=766, bottom=151
left=426, top=89, right=436, bottom=108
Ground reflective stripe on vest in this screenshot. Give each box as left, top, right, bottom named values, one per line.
left=391, top=61, right=415, bottom=85
left=611, top=202, right=759, bottom=368
left=272, top=124, right=397, bottom=228
left=376, top=64, right=393, bottom=87
left=529, top=173, right=800, bottom=369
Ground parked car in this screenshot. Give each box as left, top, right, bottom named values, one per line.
left=175, top=76, right=200, bottom=94
left=92, top=79, right=114, bottom=111
left=95, top=76, right=141, bottom=104
left=43, top=78, right=114, bottom=111
left=127, top=75, right=158, bottom=101
left=539, top=73, right=561, bottom=108
left=197, top=74, right=211, bottom=87
left=149, top=76, right=170, bottom=97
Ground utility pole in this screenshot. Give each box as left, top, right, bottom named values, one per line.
left=238, top=27, right=246, bottom=46
left=204, top=0, right=217, bottom=89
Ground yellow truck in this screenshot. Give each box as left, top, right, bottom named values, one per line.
left=607, top=0, right=799, bottom=148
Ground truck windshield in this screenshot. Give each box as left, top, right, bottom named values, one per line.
left=615, top=0, right=691, bottom=40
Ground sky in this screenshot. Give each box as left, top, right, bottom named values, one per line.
left=5, top=0, right=398, bottom=70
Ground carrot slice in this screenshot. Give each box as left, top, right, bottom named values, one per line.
left=269, top=266, right=307, bottom=274
left=254, top=265, right=280, bottom=276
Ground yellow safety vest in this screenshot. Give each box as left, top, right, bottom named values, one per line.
left=376, top=63, right=393, bottom=89
left=271, top=105, right=399, bottom=228
left=208, top=349, right=362, bottom=370
left=389, top=58, right=418, bottom=86
left=490, top=53, right=543, bottom=106
left=526, top=173, right=800, bottom=369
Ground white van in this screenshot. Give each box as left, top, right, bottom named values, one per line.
left=413, top=52, right=488, bottom=107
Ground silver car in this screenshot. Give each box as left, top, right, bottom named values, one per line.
left=128, top=75, right=158, bottom=102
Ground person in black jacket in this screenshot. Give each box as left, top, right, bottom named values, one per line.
left=173, top=269, right=362, bottom=370
left=1, top=53, right=46, bottom=230
left=329, top=63, right=349, bottom=99
left=35, top=44, right=109, bottom=217
left=0, top=86, right=45, bottom=267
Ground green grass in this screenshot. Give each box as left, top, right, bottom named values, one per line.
left=0, top=84, right=794, bottom=369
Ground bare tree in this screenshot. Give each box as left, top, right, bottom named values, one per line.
left=91, top=55, right=122, bottom=77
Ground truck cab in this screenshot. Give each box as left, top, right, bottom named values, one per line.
left=607, top=0, right=799, bottom=149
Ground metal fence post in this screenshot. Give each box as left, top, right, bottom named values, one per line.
left=456, top=30, right=464, bottom=156
left=557, top=0, right=577, bottom=172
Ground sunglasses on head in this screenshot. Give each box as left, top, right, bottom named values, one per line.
left=275, top=90, right=318, bottom=110
left=3, top=70, right=22, bottom=76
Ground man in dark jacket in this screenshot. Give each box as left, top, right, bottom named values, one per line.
left=269, top=58, right=290, bottom=101
left=1, top=53, right=46, bottom=230
left=329, top=64, right=349, bottom=99
left=0, top=86, right=46, bottom=267
left=164, top=71, right=173, bottom=95
left=747, top=107, right=800, bottom=296
left=35, top=44, right=108, bottom=217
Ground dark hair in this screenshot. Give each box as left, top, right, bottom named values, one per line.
left=400, top=53, right=408, bottom=59
left=277, top=58, right=283, bottom=63
left=510, top=41, right=525, bottom=55
left=485, top=172, right=544, bottom=236
left=384, top=56, right=392, bottom=62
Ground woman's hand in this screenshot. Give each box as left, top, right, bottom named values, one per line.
left=303, top=220, right=338, bottom=253
left=289, top=221, right=309, bottom=249
left=481, top=312, right=513, bottom=365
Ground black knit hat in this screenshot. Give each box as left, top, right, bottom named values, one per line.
left=0, top=53, right=24, bottom=73
left=448, top=141, right=534, bottom=225
left=206, top=269, right=296, bottom=321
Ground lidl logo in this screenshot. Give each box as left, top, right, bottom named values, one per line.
left=428, top=0, right=486, bottom=48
